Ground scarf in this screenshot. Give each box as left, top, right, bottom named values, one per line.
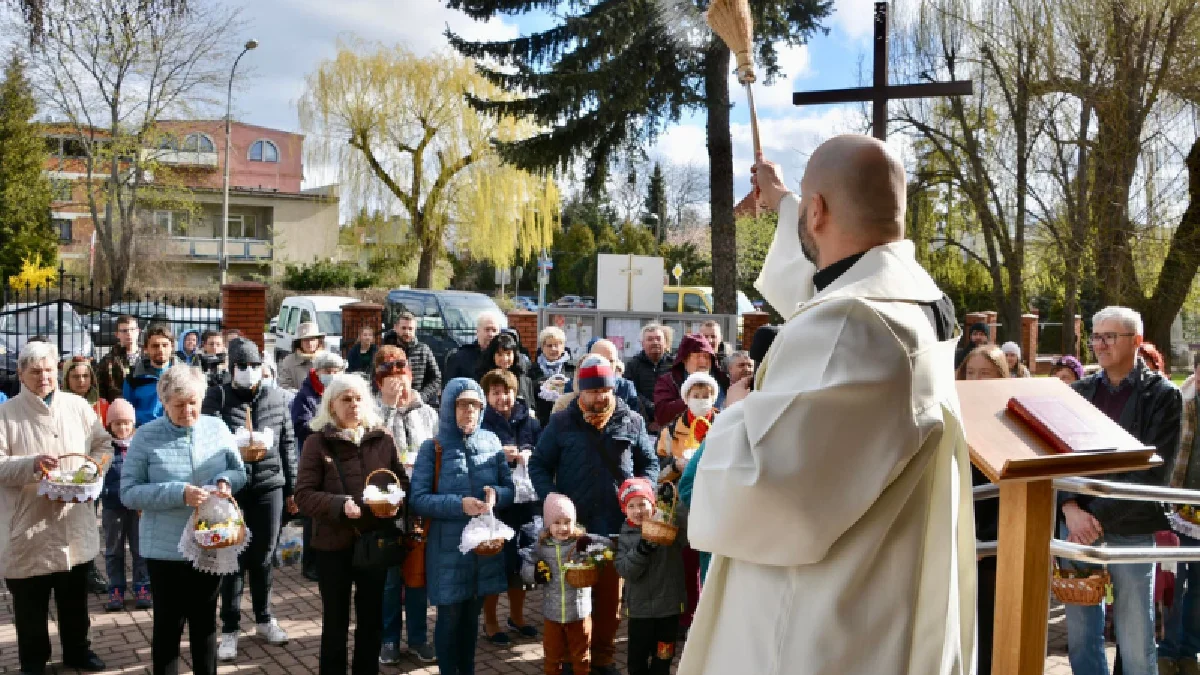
left=538, top=352, right=571, bottom=377
left=686, top=410, right=715, bottom=444
left=308, top=369, right=326, bottom=396
left=329, top=424, right=365, bottom=446
left=580, top=395, right=616, bottom=430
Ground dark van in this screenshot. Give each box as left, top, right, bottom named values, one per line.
left=383, top=289, right=504, bottom=370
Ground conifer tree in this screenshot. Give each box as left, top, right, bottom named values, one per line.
left=0, top=52, right=56, bottom=284
left=446, top=0, right=831, bottom=313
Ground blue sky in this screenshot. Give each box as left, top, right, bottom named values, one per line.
left=144, top=0, right=883, bottom=200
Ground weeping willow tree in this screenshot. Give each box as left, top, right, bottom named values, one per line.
left=298, top=42, right=561, bottom=288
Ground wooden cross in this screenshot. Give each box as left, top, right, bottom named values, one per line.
left=618, top=254, right=642, bottom=311
left=792, top=1, right=973, bottom=140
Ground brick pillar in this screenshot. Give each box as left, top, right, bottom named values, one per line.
left=741, top=312, right=771, bottom=351
left=342, top=303, right=383, bottom=356
left=983, top=311, right=999, bottom=343
left=1021, top=314, right=1039, bottom=370
left=220, top=282, right=267, bottom=352
left=507, top=311, right=539, bottom=351
left=964, top=311, right=987, bottom=342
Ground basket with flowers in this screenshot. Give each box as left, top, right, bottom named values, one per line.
left=563, top=538, right=615, bottom=589
left=642, top=481, right=680, bottom=546
left=193, top=494, right=246, bottom=550
left=38, top=454, right=107, bottom=503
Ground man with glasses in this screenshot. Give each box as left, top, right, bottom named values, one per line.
left=202, top=338, right=297, bottom=660
left=382, top=311, right=442, bottom=406
left=1060, top=306, right=1182, bottom=675
left=97, top=315, right=139, bottom=402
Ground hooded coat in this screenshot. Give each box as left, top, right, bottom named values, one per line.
left=652, top=335, right=730, bottom=428
left=176, top=330, right=200, bottom=365
left=409, top=378, right=516, bottom=606
left=290, top=371, right=324, bottom=453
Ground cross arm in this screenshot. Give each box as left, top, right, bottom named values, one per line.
left=792, top=81, right=974, bottom=106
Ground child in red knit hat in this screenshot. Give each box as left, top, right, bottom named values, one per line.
left=615, top=478, right=689, bottom=675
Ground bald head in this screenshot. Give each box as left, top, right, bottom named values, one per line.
left=802, top=135, right=906, bottom=239
left=591, top=339, right=620, bottom=366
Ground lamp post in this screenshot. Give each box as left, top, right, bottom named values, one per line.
left=220, top=39, right=258, bottom=286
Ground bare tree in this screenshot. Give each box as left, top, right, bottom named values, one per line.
left=30, top=0, right=237, bottom=298
left=660, top=159, right=709, bottom=233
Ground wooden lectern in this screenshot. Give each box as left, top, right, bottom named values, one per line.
left=957, top=377, right=1160, bottom=675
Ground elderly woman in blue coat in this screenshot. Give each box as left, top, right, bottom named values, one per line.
left=410, top=378, right=515, bottom=675
left=121, top=365, right=246, bottom=675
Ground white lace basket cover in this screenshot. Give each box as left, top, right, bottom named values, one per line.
left=1171, top=510, right=1200, bottom=540
left=178, top=488, right=251, bottom=575
left=458, top=513, right=515, bottom=555
left=38, top=457, right=104, bottom=503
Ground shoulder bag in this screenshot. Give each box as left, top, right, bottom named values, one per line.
left=328, top=445, right=407, bottom=571
left=402, top=441, right=442, bottom=587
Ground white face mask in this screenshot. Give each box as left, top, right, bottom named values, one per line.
left=318, top=373, right=334, bottom=386
left=233, top=366, right=263, bottom=389
left=687, top=398, right=714, bottom=417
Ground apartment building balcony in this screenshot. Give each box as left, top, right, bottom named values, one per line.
left=139, top=148, right=219, bottom=168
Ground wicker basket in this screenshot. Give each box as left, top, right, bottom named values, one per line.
left=473, top=538, right=506, bottom=557
left=39, top=453, right=107, bottom=503
left=641, top=481, right=679, bottom=546
left=194, top=495, right=246, bottom=550
left=363, top=468, right=402, bottom=518
left=564, top=564, right=599, bottom=589
left=238, top=405, right=269, bottom=463
left=1051, top=565, right=1109, bottom=605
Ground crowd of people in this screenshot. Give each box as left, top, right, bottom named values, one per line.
left=0, top=306, right=758, bottom=675
left=9, top=272, right=1200, bottom=675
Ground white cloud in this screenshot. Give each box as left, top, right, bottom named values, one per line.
left=735, top=43, right=812, bottom=110
left=832, top=0, right=879, bottom=42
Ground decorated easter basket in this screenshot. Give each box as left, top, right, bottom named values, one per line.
left=363, top=468, right=403, bottom=518
left=563, top=562, right=599, bottom=589
left=193, top=494, right=247, bottom=550
left=38, top=453, right=106, bottom=503
left=236, top=405, right=269, bottom=463
left=641, top=482, right=679, bottom=547
left=1051, top=564, right=1109, bottom=605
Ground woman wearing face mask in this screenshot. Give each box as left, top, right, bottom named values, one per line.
left=956, top=344, right=1009, bottom=675
left=410, top=378, right=515, bottom=675
left=201, top=339, right=299, bottom=661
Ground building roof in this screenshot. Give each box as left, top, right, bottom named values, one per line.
left=734, top=191, right=777, bottom=219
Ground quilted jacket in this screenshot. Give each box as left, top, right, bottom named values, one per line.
left=529, top=398, right=658, bottom=537
left=0, top=390, right=112, bottom=579
left=381, top=333, right=443, bottom=407
left=410, top=378, right=515, bottom=606
left=615, top=507, right=690, bottom=619
left=123, top=356, right=179, bottom=427
left=203, top=382, right=298, bottom=497
left=120, top=415, right=246, bottom=561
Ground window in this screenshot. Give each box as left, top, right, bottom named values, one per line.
left=249, top=139, right=279, bottom=163
left=316, top=311, right=342, bottom=336
left=662, top=292, right=679, bottom=313
left=51, top=180, right=73, bottom=202
left=299, top=310, right=314, bottom=327
left=52, top=218, right=73, bottom=242
left=283, top=307, right=300, bottom=334
left=682, top=292, right=709, bottom=314
left=158, top=136, right=179, bottom=151
left=153, top=210, right=191, bottom=237
left=226, top=214, right=264, bottom=240
left=182, top=133, right=215, bottom=153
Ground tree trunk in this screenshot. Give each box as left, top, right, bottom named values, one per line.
left=416, top=240, right=438, bottom=289
left=705, top=44, right=737, bottom=315
left=1141, top=137, right=1200, bottom=359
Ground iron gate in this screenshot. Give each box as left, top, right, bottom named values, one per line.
left=1, top=263, right=222, bottom=395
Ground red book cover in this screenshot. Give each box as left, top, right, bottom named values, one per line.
left=1006, top=396, right=1118, bottom=454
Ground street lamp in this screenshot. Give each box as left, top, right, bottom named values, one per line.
left=220, top=38, right=258, bottom=286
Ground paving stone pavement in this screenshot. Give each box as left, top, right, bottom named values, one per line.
left=0, top=559, right=1117, bottom=675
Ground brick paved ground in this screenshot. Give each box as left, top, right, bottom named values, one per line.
left=0, top=557, right=1115, bottom=675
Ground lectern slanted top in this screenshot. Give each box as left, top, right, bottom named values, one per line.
left=956, top=376, right=1159, bottom=484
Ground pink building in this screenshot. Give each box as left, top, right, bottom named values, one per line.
left=156, top=120, right=305, bottom=193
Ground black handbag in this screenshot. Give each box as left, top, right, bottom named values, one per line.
left=327, top=447, right=407, bottom=570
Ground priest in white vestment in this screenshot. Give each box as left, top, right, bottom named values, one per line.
left=678, top=135, right=977, bottom=675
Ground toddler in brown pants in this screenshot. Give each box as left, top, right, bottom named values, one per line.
left=521, top=493, right=611, bottom=675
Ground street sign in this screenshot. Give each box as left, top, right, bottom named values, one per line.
left=672, top=263, right=683, bottom=283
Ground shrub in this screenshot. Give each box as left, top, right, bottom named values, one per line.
left=283, top=260, right=376, bottom=291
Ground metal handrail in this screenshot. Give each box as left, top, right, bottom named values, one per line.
left=1053, top=477, right=1200, bottom=505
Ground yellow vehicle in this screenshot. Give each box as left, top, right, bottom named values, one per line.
left=662, top=286, right=755, bottom=315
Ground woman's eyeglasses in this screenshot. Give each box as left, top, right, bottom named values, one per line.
left=376, top=360, right=409, bottom=374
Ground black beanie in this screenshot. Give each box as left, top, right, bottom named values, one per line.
left=969, top=322, right=988, bottom=337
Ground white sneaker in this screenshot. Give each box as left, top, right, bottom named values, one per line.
left=218, top=632, right=239, bottom=661
left=256, top=619, right=289, bottom=645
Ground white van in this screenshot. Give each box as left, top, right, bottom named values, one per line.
left=273, top=295, right=358, bottom=362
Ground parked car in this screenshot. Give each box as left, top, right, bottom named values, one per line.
left=272, top=295, right=357, bottom=362
left=1, top=301, right=95, bottom=395
left=554, top=295, right=584, bottom=308
left=514, top=296, right=539, bottom=312
left=88, top=301, right=176, bottom=347
left=383, top=289, right=505, bottom=370
left=662, top=286, right=755, bottom=316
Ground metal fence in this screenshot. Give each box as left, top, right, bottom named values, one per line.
left=1, top=263, right=222, bottom=395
